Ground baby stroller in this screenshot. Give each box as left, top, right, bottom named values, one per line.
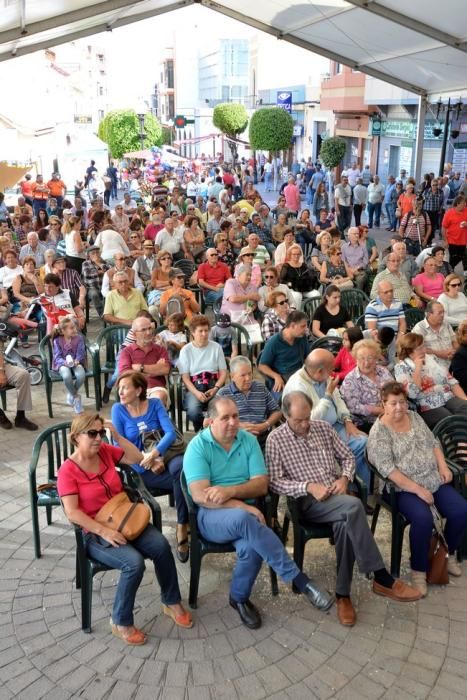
left=0, top=301, right=43, bottom=385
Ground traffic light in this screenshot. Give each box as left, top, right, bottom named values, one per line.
left=174, top=115, right=187, bottom=128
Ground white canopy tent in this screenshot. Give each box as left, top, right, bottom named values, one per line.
left=1, top=0, right=466, bottom=99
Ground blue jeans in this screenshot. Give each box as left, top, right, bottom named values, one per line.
left=334, top=423, right=370, bottom=490
left=141, top=456, right=188, bottom=524
left=367, top=202, right=382, bottom=228
left=85, top=523, right=181, bottom=626
left=203, top=289, right=224, bottom=305
left=385, top=203, right=396, bottom=230
left=197, top=507, right=300, bottom=601
left=59, top=365, right=86, bottom=396
left=396, top=484, right=467, bottom=572
left=106, top=350, right=121, bottom=389
left=184, top=389, right=210, bottom=431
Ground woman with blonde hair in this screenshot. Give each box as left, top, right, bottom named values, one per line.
left=279, top=243, right=318, bottom=309
left=57, top=412, right=192, bottom=645
left=438, top=273, right=467, bottom=327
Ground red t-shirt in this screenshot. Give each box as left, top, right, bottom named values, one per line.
left=144, top=223, right=164, bottom=241
left=118, top=342, right=169, bottom=388
left=223, top=173, right=234, bottom=186
left=57, top=443, right=124, bottom=519
left=442, top=207, right=467, bottom=246
left=197, top=261, right=231, bottom=289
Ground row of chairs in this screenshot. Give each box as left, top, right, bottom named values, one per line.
left=29, top=415, right=467, bottom=633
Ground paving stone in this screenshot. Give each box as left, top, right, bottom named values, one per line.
left=235, top=647, right=267, bottom=674
left=256, top=665, right=291, bottom=694
left=165, top=661, right=189, bottom=688
left=16, top=675, right=56, bottom=699
left=234, top=673, right=267, bottom=700
left=138, top=659, right=167, bottom=686
left=187, top=688, right=212, bottom=700
left=108, top=680, right=139, bottom=699
left=81, top=674, right=116, bottom=699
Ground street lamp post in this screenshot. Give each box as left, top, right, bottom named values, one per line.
left=136, top=112, right=145, bottom=151
left=435, top=97, right=463, bottom=177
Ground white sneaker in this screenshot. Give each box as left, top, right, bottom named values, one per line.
left=448, top=556, right=462, bottom=577
left=73, top=394, right=83, bottom=414
left=410, top=569, right=427, bottom=597
left=66, top=393, right=74, bottom=406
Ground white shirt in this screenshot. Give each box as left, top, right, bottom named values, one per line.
left=347, top=168, right=361, bottom=187
left=367, top=182, right=385, bottom=204
left=95, top=229, right=130, bottom=261
left=0, top=264, right=23, bottom=288
left=155, top=227, right=184, bottom=254
left=120, top=198, right=137, bottom=212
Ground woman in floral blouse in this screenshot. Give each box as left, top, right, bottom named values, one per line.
left=394, top=333, right=467, bottom=430
left=341, top=338, right=393, bottom=432
left=367, top=381, right=467, bottom=597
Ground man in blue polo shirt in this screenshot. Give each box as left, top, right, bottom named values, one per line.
left=258, top=310, right=310, bottom=399
left=365, top=280, right=407, bottom=366
left=184, top=396, right=333, bottom=629
left=217, top=355, right=282, bottom=447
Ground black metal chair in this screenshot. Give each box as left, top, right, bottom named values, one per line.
left=309, top=335, right=343, bottom=355
left=180, top=472, right=278, bottom=609
left=39, top=335, right=101, bottom=417
left=74, top=464, right=162, bottom=633
left=340, top=288, right=369, bottom=323
left=404, top=307, right=425, bottom=331
left=29, top=422, right=72, bottom=559
left=282, top=477, right=367, bottom=591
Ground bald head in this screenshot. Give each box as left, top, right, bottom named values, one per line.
left=304, top=349, right=335, bottom=380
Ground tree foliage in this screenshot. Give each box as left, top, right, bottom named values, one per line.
left=97, top=110, right=162, bottom=159
left=319, top=136, right=346, bottom=169
left=249, top=107, right=294, bottom=153
left=213, top=103, right=248, bottom=164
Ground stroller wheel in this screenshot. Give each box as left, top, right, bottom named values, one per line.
left=27, top=365, right=43, bottom=386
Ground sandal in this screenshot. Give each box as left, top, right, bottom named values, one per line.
left=110, top=622, right=147, bottom=645
left=176, top=537, right=189, bottom=563
left=162, top=605, right=193, bottom=628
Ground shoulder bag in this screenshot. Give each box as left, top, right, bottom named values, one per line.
left=142, top=425, right=186, bottom=464
left=94, top=491, right=150, bottom=540
left=427, top=504, right=449, bottom=585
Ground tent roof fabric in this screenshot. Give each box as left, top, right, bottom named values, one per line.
left=1, top=0, right=466, bottom=99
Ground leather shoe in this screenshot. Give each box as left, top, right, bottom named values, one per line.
left=14, top=415, right=38, bottom=431
left=303, top=581, right=334, bottom=611
left=0, top=411, right=12, bottom=430
left=336, top=597, right=356, bottom=626
left=373, top=578, right=422, bottom=602
left=229, top=597, right=262, bottom=629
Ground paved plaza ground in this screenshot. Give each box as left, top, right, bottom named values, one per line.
left=1, top=203, right=466, bottom=699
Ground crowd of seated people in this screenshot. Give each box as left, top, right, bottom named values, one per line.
left=2, top=162, right=467, bottom=645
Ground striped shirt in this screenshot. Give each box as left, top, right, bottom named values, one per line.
left=364, top=298, right=405, bottom=331
left=218, top=380, right=279, bottom=424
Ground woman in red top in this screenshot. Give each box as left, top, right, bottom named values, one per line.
left=333, top=326, right=363, bottom=382
left=442, top=195, right=467, bottom=271
left=57, top=413, right=192, bottom=645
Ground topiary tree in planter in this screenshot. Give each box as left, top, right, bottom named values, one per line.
left=319, top=136, right=346, bottom=169
left=213, top=103, right=249, bottom=166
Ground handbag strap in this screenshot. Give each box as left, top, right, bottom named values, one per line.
left=430, top=504, right=449, bottom=548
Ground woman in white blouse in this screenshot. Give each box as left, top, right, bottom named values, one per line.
left=438, top=273, right=467, bottom=327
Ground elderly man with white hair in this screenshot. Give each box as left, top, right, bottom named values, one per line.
left=19, top=231, right=47, bottom=267
left=341, top=226, right=369, bottom=290
left=217, top=355, right=282, bottom=448
left=377, top=240, right=417, bottom=283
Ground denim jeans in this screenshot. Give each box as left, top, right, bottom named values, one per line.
left=87, top=288, right=104, bottom=316
left=59, top=365, right=86, bottom=396
left=385, top=203, right=396, bottom=230
left=106, top=350, right=122, bottom=389
left=184, top=388, right=210, bottom=431
left=197, top=507, right=300, bottom=602
left=204, top=289, right=224, bottom=305
left=367, top=202, right=382, bottom=228
left=334, top=422, right=370, bottom=490
left=85, top=524, right=181, bottom=626
left=141, top=455, right=188, bottom=524
left=396, top=484, right=467, bottom=572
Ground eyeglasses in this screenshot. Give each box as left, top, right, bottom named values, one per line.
left=242, top=254, right=254, bottom=257
left=218, top=238, right=227, bottom=242
left=264, top=275, right=275, bottom=279
left=209, top=253, right=218, bottom=257
left=82, top=429, right=106, bottom=439
left=135, top=326, right=154, bottom=333
left=276, top=299, right=288, bottom=305
left=160, top=256, right=171, bottom=260
left=449, top=282, right=461, bottom=287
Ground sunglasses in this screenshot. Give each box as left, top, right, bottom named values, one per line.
left=449, top=282, right=461, bottom=287
left=264, top=275, right=275, bottom=279
left=243, top=253, right=254, bottom=257
left=209, top=253, right=218, bottom=257
left=160, top=256, right=171, bottom=260
left=82, top=429, right=106, bottom=439
left=276, top=299, right=288, bottom=305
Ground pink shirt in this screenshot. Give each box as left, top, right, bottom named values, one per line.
left=221, top=278, right=257, bottom=318
left=412, top=272, right=444, bottom=299
left=284, top=184, right=301, bottom=212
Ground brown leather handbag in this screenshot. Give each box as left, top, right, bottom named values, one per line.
left=426, top=505, right=449, bottom=585
left=95, top=491, right=150, bottom=541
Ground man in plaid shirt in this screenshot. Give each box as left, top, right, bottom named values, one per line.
left=423, top=179, right=444, bottom=244
left=81, top=247, right=109, bottom=317
left=266, top=391, right=421, bottom=626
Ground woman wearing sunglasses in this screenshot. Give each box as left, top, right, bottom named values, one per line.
left=258, top=265, right=293, bottom=312
left=57, top=412, right=193, bottom=646
left=261, top=290, right=290, bottom=341
left=438, top=273, right=467, bottom=327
